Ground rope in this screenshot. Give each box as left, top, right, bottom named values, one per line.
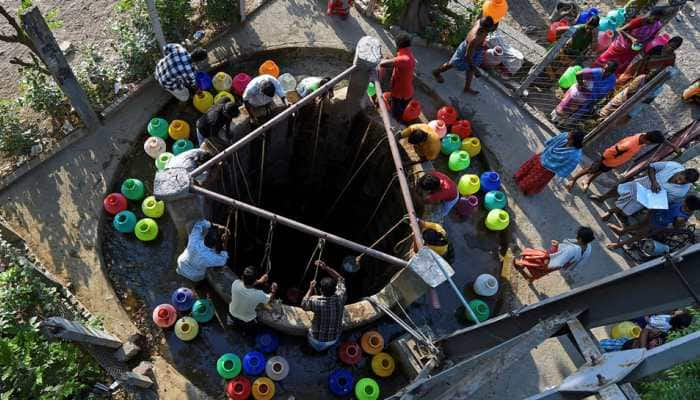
left=363, top=173, right=398, bottom=232
left=299, top=239, right=326, bottom=285
left=257, top=132, right=267, bottom=205
left=260, top=218, right=275, bottom=274
left=393, top=231, right=416, bottom=254
left=235, top=153, right=256, bottom=204
left=310, top=98, right=325, bottom=176
left=233, top=207, right=239, bottom=263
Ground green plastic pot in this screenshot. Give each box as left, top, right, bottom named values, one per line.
left=355, top=377, right=380, bottom=400
left=155, top=152, right=174, bottom=171
left=147, top=117, right=169, bottom=139
left=441, top=134, right=462, bottom=155
left=217, top=353, right=242, bottom=379
left=134, top=218, right=158, bottom=241
left=484, top=191, right=507, bottom=210
left=467, top=299, right=490, bottom=322
left=485, top=209, right=510, bottom=231
left=172, top=139, right=194, bottom=156
left=113, top=210, right=137, bottom=233
left=121, top=178, right=145, bottom=201
left=191, top=299, right=214, bottom=323
left=458, top=174, right=480, bottom=196
left=448, top=150, right=471, bottom=171
left=141, top=195, right=165, bottom=218
left=559, top=65, right=582, bottom=89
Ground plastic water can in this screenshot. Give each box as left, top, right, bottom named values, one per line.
left=483, top=46, right=504, bottom=67
left=172, top=139, right=194, bottom=156
left=134, top=218, right=158, bottom=241
left=458, top=174, right=480, bottom=196
left=155, top=152, right=174, bottom=171
left=171, top=287, right=195, bottom=311
left=255, top=331, right=279, bottom=353
left=456, top=195, right=479, bottom=218
left=214, top=90, right=235, bottom=104
left=338, top=341, right=362, bottom=365
left=152, top=303, right=177, bottom=328
left=141, top=196, right=165, bottom=218
left=441, top=134, right=462, bottom=155
left=607, top=8, right=626, bottom=26
left=547, top=19, right=569, bottom=44
left=144, top=136, right=166, bottom=159
left=596, top=30, right=614, bottom=53
left=483, top=0, right=508, bottom=23
left=226, top=376, right=251, bottom=400
left=360, top=331, right=384, bottom=355
left=599, top=16, right=616, bottom=32
left=437, top=106, right=458, bottom=126
left=480, top=171, right=501, bottom=192
left=195, top=71, right=212, bottom=91
left=428, top=119, right=447, bottom=137
left=485, top=209, right=510, bottom=231
left=113, top=210, right=137, bottom=233
left=452, top=120, right=472, bottom=139
left=462, top=137, right=481, bottom=157
left=258, top=60, right=280, bottom=78
left=329, top=368, right=354, bottom=397
left=243, top=351, right=266, bottom=376
left=232, top=73, right=252, bottom=96
left=467, top=299, right=490, bottom=322
left=402, top=100, right=422, bottom=122
left=367, top=82, right=376, bottom=97
left=217, top=353, right=242, bottom=379
left=278, top=73, right=297, bottom=93
left=121, top=178, right=145, bottom=201
left=612, top=321, right=642, bottom=339
left=191, top=299, right=214, bottom=323
left=575, top=7, right=599, bottom=24
left=355, top=377, right=380, bottom=400
left=252, top=377, right=275, bottom=400
left=212, top=71, right=233, bottom=92
left=193, top=91, right=214, bottom=113
left=484, top=190, right=507, bottom=210
left=265, top=356, right=290, bottom=381
left=371, top=352, right=396, bottom=378
left=168, top=120, right=191, bottom=140
left=559, top=65, right=582, bottom=89
left=148, top=117, right=169, bottom=139
left=448, top=150, right=471, bottom=171
left=103, top=193, right=127, bottom=215
left=474, top=273, right=499, bottom=296
left=174, top=317, right=199, bottom=341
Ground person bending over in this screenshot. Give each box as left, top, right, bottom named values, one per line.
left=195, top=97, right=240, bottom=146
left=154, top=44, right=207, bottom=102
left=176, top=219, right=229, bottom=282
left=401, top=124, right=440, bottom=161
left=301, top=261, right=347, bottom=352
left=228, top=266, right=277, bottom=330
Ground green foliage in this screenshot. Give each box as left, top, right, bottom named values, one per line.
left=18, top=68, right=70, bottom=123
left=112, top=0, right=161, bottom=82
left=381, top=0, right=409, bottom=25
left=636, top=308, right=700, bottom=400
left=76, top=46, right=119, bottom=111
left=0, top=241, right=102, bottom=399
left=18, top=0, right=63, bottom=30
left=205, top=0, right=240, bottom=27
left=156, top=0, right=194, bottom=41
left=0, top=100, right=38, bottom=156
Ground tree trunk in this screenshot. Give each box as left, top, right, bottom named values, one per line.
left=398, top=0, right=433, bottom=34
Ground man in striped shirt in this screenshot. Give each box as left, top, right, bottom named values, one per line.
left=301, top=260, right=346, bottom=351
left=155, top=44, right=207, bottom=102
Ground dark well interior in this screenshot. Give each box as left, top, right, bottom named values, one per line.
left=207, top=101, right=413, bottom=304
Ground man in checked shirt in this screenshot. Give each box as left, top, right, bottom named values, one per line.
left=154, top=43, right=208, bottom=102
left=301, top=260, right=347, bottom=351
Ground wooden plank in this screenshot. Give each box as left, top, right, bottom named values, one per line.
left=144, top=0, right=166, bottom=53
left=566, top=318, right=602, bottom=363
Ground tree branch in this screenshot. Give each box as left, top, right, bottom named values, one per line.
left=10, top=57, right=50, bottom=75
left=0, top=6, right=23, bottom=35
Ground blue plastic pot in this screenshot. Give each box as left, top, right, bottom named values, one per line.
left=171, top=287, right=195, bottom=312
left=575, top=7, right=599, bottom=24
left=255, top=331, right=279, bottom=353
left=243, top=351, right=266, bottom=376
left=328, top=368, right=354, bottom=397
left=480, top=171, right=501, bottom=192
left=195, top=71, right=212, bottom=91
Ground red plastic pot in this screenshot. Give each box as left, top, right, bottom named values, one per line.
left=103, top=193, right=127, bottom=215
left=226, top=376, right=252, bottom=400
left=437, top=106, right=458, bottom=126
left=451, top=120, right=472, bottom=139
left=338, top=341, right=362, bottom=365
left=402, top=99, right=422, bottom=123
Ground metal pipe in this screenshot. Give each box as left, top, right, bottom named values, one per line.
left=190, top=64, right=358, bottom=178
left=191, top=184, right=410, bottom=268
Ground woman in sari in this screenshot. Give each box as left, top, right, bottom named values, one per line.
left=594, top=8, right=664, bottom=75
left=545, top=16, right=599, bottom=80
left=514, top=131, right=585, bottom=195
left=551, top=62, right=618, bottom=125
left=515, top=226, right=595, bottom=282
left=616, top=36, right=682, bottom=88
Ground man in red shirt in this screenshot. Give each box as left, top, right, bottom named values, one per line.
left=379, top=34, right=416, bottom=119
left=417, top=171, right=458, bottom=220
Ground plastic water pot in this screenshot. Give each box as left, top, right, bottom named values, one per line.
left=172, top=139, right=194, bottom=156
left=191, top=299, right=214, bottom=323
left=329, top=368, right=354, bottom=397
left=134, top=218, right=158, bottom=241
left=265, top=356, right=290, bottom=381
left=485, top=209, right=510, bottom=231
left=258, top=60, right=280, bottom=78
left=148, top=117, right=169, bottom=139
left=252, top=377, right=275, bottom=400
left=458, top=174, right=480, bottom=196
left=559, top=65, right=582, bottom=89
left=483, top=46, right=504, bottom=67
left=441, top=134, right=462, bottom=155
left=596, top=30, right=614, bottom=53
left=278, top=73, right=297, bottom=93
left=103, top=193, right=127, bottom=215
left=214, top=90, right=235, bottom=104
left=174, top=317, right=199, bottom=341
left=168, top=120, right=191, bottom=140
left=193, top=91, right=214, bottom=113
left=456, top=195, right=479, bottom=218
left=467, top=299, right=490, bottom=322
left=482, top=0, right=508, bottom=23
left=612, top=321, right=642, bottom=339
left=171, top=287, right=195, bottom=312
left=480, top=171, right=501, bottom=192
left=371, top=352, right=396, bottom=378
left=226, top=376, right=251, bottom=400
left=144, top=136, right=166, bottom=159
left=216, top=353, right=242, bottom=379
left=232, top=73, right=252, bottom=96
left=367, top=82, right=376, bottom=97
left=255, top=331, right=279, bottom=353
left=338, top=341, right=362, bottom=365
left=360, top=331, right=384, bottom=355
left=121, top=178, right=145, bottom=201
left=484, top=190, right=507, bottom=210
left=598, top=16, right=616, bottom=32
left=575, top=7, right=599, bottom=24
left=448, top=150, right=471, bottom=171
left=113, top=210, right=137, bottom=233
left=195, top=71, right=212, bottom=91
left=355, top=377, right=380, bottom=400
left=155, top=152, right=174, bottom=171
left=152, top=303, right=177, bottom=328
left=212, top=71, right=233, bottom=92
left=141, top=196, right=165, bottom=218
left=473, top=273, right=499, bottom=297
left=547, top=19, right=569, bottom=44
left=428, top=119, right=447, bottom=137
left=243, top=351, right=266, bottom=376
left=452, top=120, right=472, bottom=139
left=607, top=8, right=626, bottom=26
left=437, top=106, right=458, bottom=126
left=401, top=99, right=422, bottom=123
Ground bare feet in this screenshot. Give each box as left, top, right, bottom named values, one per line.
left=607, top=223, right=624, bottom=235
left=601, top=212, right=612, bottom=222
left=464, top=88, right=480, bottom=95
left=581, top=179, right=591, bottom=192
left=564, top=180, right=575, bottom=192
left=432, top=70, right=445, bottom=83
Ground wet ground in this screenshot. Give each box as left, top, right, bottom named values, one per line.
left=101, top=49, right=506, bottom=398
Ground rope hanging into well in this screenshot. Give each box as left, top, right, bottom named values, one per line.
left=260, top=218, right=276, bottom=274
left=299, top=238, right=326, bottom=285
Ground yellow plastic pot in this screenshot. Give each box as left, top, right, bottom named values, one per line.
left=168, top=120, right=191, bottom=140
left=141, top=196, right=165, bottom=218
left=134, top=218, right=159, bottom=241
left=611, top=321, right=641, bottom=339
left=458, top=174, right=480, bottom=196
left=485, top=209, right=510, bottom=231
left=214, top=90, right=235, bottom=104
left=461, top=137, right=481, bottom=157
left=212, top=72, right=233, bottom=92
left=174, top=316, right=199, bottom=341
left=252, top=377, right=275, bottom=400
left=371, top=352, right=396, bottom=378
left=193, top=91, right=214, bottom=113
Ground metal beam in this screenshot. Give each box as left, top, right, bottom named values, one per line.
left=438, top=244, right=700, bottom=359
left=190, top=184, right=409, bottom=268
left=516, top=26, right=576, bottom=97
left=189, top=65, right=357, bottom=178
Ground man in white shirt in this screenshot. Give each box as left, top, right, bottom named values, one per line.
left=176, top=219, right=228, bottom=282
left=242, top=75, right=287, bottom=119
left=228, top=266, right=277, bottom=329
